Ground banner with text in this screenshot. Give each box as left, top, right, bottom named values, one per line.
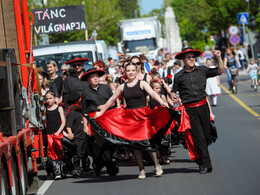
left=32, top=5, right=87, bottom=35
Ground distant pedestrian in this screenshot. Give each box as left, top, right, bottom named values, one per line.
left=182, top=40, right=189, bottom=50
left=224, top=47, right=241, bottom=90
left=205, top=58, right=221, bottom=106
left=61, top=64, right=70, bottom=80
left=246, top=58, right=259, bottom=87
left=237, top=45, right=246, bottom=70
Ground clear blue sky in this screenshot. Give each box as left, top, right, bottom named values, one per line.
left=140, top=0, right=164, bottom=15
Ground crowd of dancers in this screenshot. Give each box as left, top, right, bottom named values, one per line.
left=39, top=45, right=225, bottom=180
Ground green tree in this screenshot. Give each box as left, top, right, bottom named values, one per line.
left=119, top=0, right=140, bottom=19
left=169, top=0, right=251, bottom=50
left=28, top=0, right=123, bottom=45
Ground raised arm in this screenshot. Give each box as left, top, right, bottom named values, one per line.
left=141, top=81, right=168, bottom=108
left=213, top=50, right=225, bottom=74
left=94, top=84, right=124, bottom=118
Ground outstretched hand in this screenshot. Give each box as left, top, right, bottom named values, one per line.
left=170, top=92, right=178, bottom=102
left=213, top=50, right=221, bottom=58
left=161, top=101, right=169, bottom=108
left=94, top=111, right=102, bottom=119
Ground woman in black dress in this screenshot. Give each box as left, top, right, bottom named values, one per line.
left=92, top=63, right=173, bottom=179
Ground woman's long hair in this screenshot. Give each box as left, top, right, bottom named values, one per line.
left=130, top=56, right=144, bottom=73
left=39, top=72, right=49, bottom=90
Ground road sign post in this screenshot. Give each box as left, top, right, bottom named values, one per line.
left=229, top=35, right=240, bottom=45
left=237, top=12, right=249, bottom=25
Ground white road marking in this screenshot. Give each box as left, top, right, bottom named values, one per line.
left=36, top=180, right=54, bottom=195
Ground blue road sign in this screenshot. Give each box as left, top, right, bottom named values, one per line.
left=229, top=35, right=240, bottom=45
left=237, top=12, right=249, bottom=25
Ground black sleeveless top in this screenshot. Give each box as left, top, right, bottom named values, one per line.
left=123, top=80, right=147, bottom=109
left=143, top=73, right=147, bottom=82
left=149, top=95, right=161, bottom=109
left=46, top=107, right=61, bottom=134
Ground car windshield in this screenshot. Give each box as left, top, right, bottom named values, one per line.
left=34, top=51, right=94, bottom=76
left=124, top=38, right=156, bottom=53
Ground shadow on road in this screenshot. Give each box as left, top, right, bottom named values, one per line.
left=69, top=167, right=199, bottom=184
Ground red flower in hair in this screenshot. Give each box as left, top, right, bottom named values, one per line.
left=105, top=76, right=108, bottom=81
left=148, top=71, right=152, bottom=75
left=154, top=79, right=159, bottom=82
left=167, top=74, right=172, bottom=79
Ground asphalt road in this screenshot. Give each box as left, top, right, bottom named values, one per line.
left=36, top=72, right=260, bottom=195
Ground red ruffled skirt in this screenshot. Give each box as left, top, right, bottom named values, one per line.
left=46, top=133, right=63, bottom=160
left=90, top=106, right=173, bottom=149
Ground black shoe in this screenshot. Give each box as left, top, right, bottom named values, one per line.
left=200, top=167, right=212, bottom=174
left=92, top=163, right=101, bottom=178
left=83, top=167, right=93, bottom=173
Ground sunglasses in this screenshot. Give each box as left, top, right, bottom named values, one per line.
left=185, top=56, right=196, bottom=59
left=132, top=62, right=141, bottom=66
left=73, top=64, right=83, bottom=68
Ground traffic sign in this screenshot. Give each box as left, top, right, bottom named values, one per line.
left=237, top=12, right=249, bottom=25
left=228, top=25, right=239, bottom=35
left=229, top=35, right=240, bottom=45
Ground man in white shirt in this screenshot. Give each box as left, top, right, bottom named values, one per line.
left=108, top=58, right=116, bottom=75
left=158, top=60, right=169, bottom=78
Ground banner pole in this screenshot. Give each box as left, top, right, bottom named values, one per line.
left=82, top=1, right=88, bottom=40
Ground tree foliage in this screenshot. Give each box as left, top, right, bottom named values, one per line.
left=28, top=0, right=124, bottom=45
left=169, top=0, right=256, bottom=50
left=27, top=0, right=259, bottom=49
left=119, top=0, right=140, bottom=19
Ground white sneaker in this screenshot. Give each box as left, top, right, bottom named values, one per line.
left=55, top=175, right=61, bottom=180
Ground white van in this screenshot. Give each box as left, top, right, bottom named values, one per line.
left=33, top=40, right=99, bottom=75
left=95, top=40, right=109, bottom=61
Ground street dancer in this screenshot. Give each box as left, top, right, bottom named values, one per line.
left=91, top=63, right=173, bottom=179
left=44, top=90, right=66, bottom=179
left=171, top=47, right=224, bottom=174
left=81, top=68, right=119, bottom=178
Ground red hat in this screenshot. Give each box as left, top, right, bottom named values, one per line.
left=93, top=60, right=105, bottom=69
left=80, top=68, right=106, bottom=81
left=175, top=47, right=202, bottom=60
left=65, top=55, right=90, bottom=64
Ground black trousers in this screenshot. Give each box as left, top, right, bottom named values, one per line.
left=90, top=134, right=118, bottom=176
left=72, top=138, right=87, bottom=171
left=185, top=103, right=212, bottom=169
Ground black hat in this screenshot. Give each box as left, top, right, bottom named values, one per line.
left=175, top=47, right=202, bottom=60
left=65, top=55, right=90, bottom=64
left=65, top=91, right=82, bottom=110
left=80, top=68, right=106, bottom=81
